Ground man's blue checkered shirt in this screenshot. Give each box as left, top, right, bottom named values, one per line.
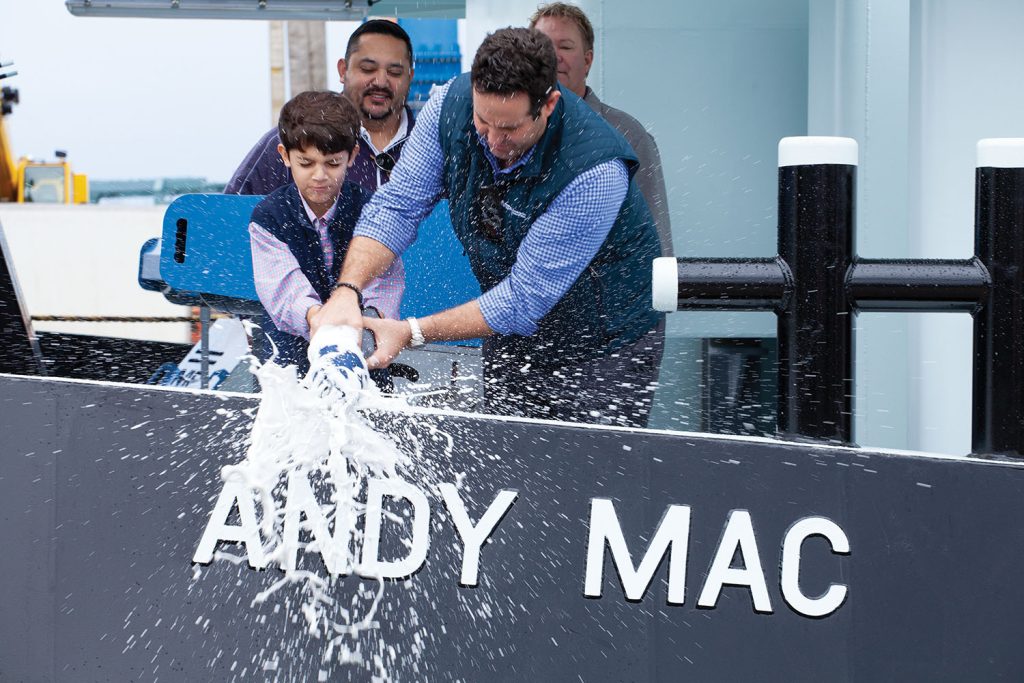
left=355, top=81, right=629, bottom=337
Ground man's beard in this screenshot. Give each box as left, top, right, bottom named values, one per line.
left=360, top=103, right=395, bottom=121
left=357, top=87, right=398, bottom=121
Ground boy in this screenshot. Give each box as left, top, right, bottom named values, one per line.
left=248, top=90, right=401, bottom=376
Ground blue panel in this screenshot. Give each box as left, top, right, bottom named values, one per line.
left=160, top=193, right=263, bottom=301
left=398, top=18, right=461, bottom=110
left=157, top=195, right=477, bottom=337
left=399, top=200, right=480, bottom=321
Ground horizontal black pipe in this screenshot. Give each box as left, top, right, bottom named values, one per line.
left=848, top=258, right=990, bottom=312
left=672, top=257, right=790, bottom=310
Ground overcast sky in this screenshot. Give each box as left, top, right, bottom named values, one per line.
left=0, top=2, right=368, bottom=182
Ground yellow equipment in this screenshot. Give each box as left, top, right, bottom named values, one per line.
left=1, top=67, right=89, bottom=204
left=13, top=154, right=89, bottom=204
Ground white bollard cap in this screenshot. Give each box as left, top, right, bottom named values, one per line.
left=652, top=257, right=678, bottom=313
left=778, top=136, right=858, bottom=168
left=977, top=139, right=1024, bottom=168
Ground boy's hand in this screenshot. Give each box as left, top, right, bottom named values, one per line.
left=363, top=317, right=413, bottom=369
left=305, top=304, right=322, bottom=329
left=309, top=287, right=364, bottom=341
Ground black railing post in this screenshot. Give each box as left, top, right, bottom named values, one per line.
left=776, top=138, right=858, bottom=444
left=973, top=139, right=1024, bottom=457
left=653, top=136, right=1024, bottom=458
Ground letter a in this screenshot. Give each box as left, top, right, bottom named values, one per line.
left=193, top=481, right=267, bottom=569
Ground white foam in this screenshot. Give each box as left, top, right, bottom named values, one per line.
left=209, top=325, right=418, bottom=676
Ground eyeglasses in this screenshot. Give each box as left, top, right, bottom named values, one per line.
left=373, top=152, right=396, bottom=181
left=473, top=182, right=511, bottom=243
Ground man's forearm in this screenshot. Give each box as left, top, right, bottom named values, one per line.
left=363, top=298, right=494, bottom=369
left=419, top=299, right=494, bottom=342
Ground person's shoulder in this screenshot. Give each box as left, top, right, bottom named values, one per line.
left=597, top=101, right=653, bottom=142
left=254, top=126, right=281, bottom=147
left=582, top=89, right=649, bottom=138
left=252, top=183, right=297, bottom=221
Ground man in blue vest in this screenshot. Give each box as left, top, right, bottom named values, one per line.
left=313, top=27, right=665, bottom=428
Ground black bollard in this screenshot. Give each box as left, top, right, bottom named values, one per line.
left=972, top=140, right=1024, bottom=457
left=775, top=138, right=858, bottom=444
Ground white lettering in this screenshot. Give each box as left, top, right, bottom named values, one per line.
left=192, top=481, right=267, bottom=569
left=781, top=516, right=850, bottom=617
left=282, top=470, right=353, bottom=575
left=697, top=509, right=771, bottom=613
left=584, top=498, right=691, bottom=603
left=439, top=483, right=518, bottom=587
left=360, top=477, right=430, bottom=579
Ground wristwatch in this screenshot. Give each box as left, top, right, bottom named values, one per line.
left=406, top=317, right=425, bottom=347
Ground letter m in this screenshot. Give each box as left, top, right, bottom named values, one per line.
left=584, top=498, right=690, bottom=604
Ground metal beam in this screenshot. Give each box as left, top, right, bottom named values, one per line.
left=65, top=0, right=466, bottom=20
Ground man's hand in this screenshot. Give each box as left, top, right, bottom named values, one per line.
left=363, top=317, right=413, bottom=369
left=309, top=286, right=364, bottom=341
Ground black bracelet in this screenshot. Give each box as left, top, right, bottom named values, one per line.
left=331, top=281, right=364, bottom=308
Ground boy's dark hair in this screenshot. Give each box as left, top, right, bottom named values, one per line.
left=471, top=28, right=557, bottom=118
left=278, top=91, right=360, bottom=155
left=346, top=19, right=414, bottom=64
left=529, top=2, right=595, bottom=53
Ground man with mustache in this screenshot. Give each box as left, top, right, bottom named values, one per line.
left=228, top=19, right=415, bottom=321
left=531, top=3, right=672, bottom=258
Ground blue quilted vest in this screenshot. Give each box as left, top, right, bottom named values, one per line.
left=250, top=182, right=367, bottom=375
left=438, top=75, right=662, bottom=367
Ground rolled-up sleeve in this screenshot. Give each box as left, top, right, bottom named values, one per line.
left=478, top=159, right=629, bottom=336
left=249, top=221, right=319, bottom=340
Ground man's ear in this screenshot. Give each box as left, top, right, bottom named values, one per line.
left=542, top=89, right=561, bottom=118
left=277, top=143, right=291, bottom=168
left=336, top=57, right=348, bottom=83
left=584, top=49, right=594, bottom=78
left=348, top=143, right=359, bottom=168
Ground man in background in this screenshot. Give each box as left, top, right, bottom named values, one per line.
left=530, top=2, right=673, bottom=258
left=226, top=19, right=416, bottom=197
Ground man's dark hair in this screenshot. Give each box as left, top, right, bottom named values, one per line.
left=345, top=19, right=414, bottom=64
left=529, top=2, right=595, bottom=53
left=278, top=91, right=360, bottom=155
left=471, top=28, right=557, bottom=118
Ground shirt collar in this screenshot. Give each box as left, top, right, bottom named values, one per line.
left=298, top=191, right=339, bottom=228
left=474, top=129, right=538, bottom=177
left=360, top=107, right=410, bottom=155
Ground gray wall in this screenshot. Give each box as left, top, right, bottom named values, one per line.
left=811, top=0, right=1024, bottom=453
